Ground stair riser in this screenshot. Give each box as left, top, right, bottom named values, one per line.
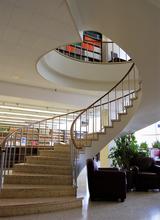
left=84, top=134, right=98, bottom=140
left=4, top=176, right=72, bottom=185
left=0, top=199, right=82, bottom=217
left=26, top=157, right=71, bottom=166
left=53, top=146, right=70, bottom=152
left=39, top=151, right=71, bottom=158
left=13, top=166, right=72, bottom=175
left=0, top=189, right=75, bottom=198
left=54, top=143, right=70, bottom=148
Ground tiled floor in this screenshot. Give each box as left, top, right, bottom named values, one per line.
left=1, top=167, right=160, bottom=220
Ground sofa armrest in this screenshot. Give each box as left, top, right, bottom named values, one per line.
left=152, top=164, right=160, bottom=174
left=98, top=167, right=119, bottom=171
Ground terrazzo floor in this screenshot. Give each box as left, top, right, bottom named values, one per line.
left=1, top=167, right=160, bottom=220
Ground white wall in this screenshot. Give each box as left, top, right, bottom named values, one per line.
left=135, top=121, right=160, bottom=147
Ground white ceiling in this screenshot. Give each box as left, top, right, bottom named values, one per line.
left=0, top=0, right=79, bottom=89
left=67, top=0, right=160, bottom=132
left=0, top=0, right=160, bottom=131
left=38, top=50, right=133, bottom=91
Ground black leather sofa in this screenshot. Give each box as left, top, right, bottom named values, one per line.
left=86, top=159, right=126, bottom=201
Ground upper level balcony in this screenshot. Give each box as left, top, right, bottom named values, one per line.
left=56, top=31, right=131, bottom=64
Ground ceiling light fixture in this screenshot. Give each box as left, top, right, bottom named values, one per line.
left=0, top=119, right=25, bottom=123
left=0, top=116, right=37, bottom=121
left=0, top=105, right=65, bottom=115
left=0, top=121, right=28, bottom=125
left=0, top=111, right=49, bottom=118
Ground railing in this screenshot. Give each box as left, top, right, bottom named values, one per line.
left=0, top=63, right=140, bottom=192
left=70, top=63, right=141, bottom=149
left=0, top=109, right=84, bottom=190
left=56, top=41, right=131, bottom=63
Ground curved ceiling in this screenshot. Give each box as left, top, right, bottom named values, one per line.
left=37, top=50, right=133, bottom=91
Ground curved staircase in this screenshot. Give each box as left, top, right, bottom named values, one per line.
left=0, top=63, right=141, bottom=216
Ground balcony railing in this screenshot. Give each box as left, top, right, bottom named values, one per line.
left=56, top=41, right=131, bottom=64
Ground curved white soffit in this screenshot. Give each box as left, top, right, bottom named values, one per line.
left=37, top=50, right=133, bottom=91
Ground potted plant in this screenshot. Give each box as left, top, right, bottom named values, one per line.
left=152, top=140, right=160, bottom=149
left=139, top=142, right=149, bottom=157
left=108, top=133, right=139, bottom=170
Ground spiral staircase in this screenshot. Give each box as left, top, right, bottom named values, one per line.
left=0, top=63, right=141, bottom=216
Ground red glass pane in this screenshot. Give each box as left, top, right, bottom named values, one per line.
left=66, top=45, right=75, bottom=53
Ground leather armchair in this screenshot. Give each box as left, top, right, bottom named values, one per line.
left=86, top=159, right=126, bottom=201
left=130, top=157, right=160, bottom=191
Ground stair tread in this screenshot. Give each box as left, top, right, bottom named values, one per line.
left=39, top=149, right=70, bottom=152
left=7, top=173, right=72, bottom=177
left=26, top=155, right=71, bottom=160
left=15, top=163, right=71, bottom=169
left=3, top=184, right=74, bottom=189
left=0, top=196, right=82, bottom=206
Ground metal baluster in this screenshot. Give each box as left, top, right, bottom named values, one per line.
left=93, top=107, right=95, bottom=138
left=44, top=120, right=47, bottom=147
left=133, top=65, right=136, bottom=95
left=115, top=88, right=117, bottom=119
left=80, top=115, right=82, bottom=148
left=95, top=107, right=97, bottom=132
left=128, top=73, right=130, bottom=105
left=12, top=133, right=17, bottom=167
left=0, top=149, right=5, bottom=190
left=100, top=100, right=102, bottom=131
left=58, top=117, right=60, bottom=143
left=108, top=95, right=110, bottom=127
left=122, top=80, right=124, bottom=112
left=18, top=129, right=22, bottom=163
left=64, top=115, right=68, bottom=143
left=85, top=110, right=87, bottom=145
left=30, top=126, right=34, bottom=156
left=8, top=135, right=12, bottom=174
left=24, top=127, right=28, bottom=163
left=51, top=119, right=53, bottom=147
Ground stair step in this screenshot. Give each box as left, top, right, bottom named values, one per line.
left=4, top=173, right=72, bottom=185
left=118, top=112, right=127, bottom=116
left=111, top=119, right=121, bottom=122
left=0, top=197, right=82, bottom=217
left=26, top=156, right=71, bottom=166
left=37, top=146, right=54, bottom=150
left=75, top=139, right=92, bottom=147
left=54, top=143, right=70, bottom=152
left=130, top=96, right=137, bottom=101
left=83, top=133, right=99, bottom=140
left=13, top=163, right=72, bottom=175
left=0, top=184, right=75, bottom=198
left=104, top=125, right=113, bottom=128
left=39, top=150, right=71, bottom=158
